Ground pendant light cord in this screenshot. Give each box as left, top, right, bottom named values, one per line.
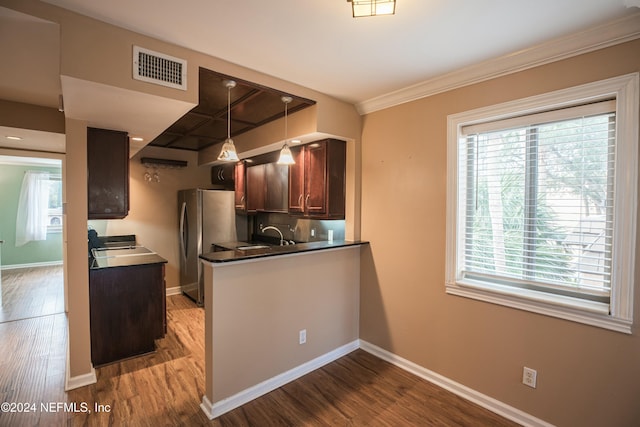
left=284, top=100, right=288, bottom=143
left=227, top=86, right=231, bottom=140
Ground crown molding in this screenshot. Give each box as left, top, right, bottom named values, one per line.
left=356, top=12, right=640, bottom=115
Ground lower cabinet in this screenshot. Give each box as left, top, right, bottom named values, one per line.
left=89, top=263, right=166, bottom=366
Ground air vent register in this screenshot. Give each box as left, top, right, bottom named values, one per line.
left=133, top=46, right=187, bottom=90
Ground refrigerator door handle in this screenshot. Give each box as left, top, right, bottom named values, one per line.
left=179, top=201, right=188, bottom=262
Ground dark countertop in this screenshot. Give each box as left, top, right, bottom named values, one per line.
left=90, top=245, right=167, bottom=269
left=200, top=240, right=368, bottom=263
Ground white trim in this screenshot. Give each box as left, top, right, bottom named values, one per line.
left=1, top=260, right=63, bottom=270
left=445, top=73, right=638, bottom=333
left=359, top=340, right=554, bottom=427
left=356, top=12, right=640, bottom=115
left=64, top=348, right=96, bottom=391
left=166, top=286, right=182, bottom=297
left=446, top=282, right=632, bottom=334
left=200, top=340, right=359, bottom=420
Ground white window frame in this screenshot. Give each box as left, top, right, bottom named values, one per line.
left=446, top=73, right=639, bottom=334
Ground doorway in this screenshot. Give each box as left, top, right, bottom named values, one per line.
left=0, top=153, right=65, bottom=323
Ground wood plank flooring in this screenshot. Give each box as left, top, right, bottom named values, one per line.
left=0, top=293, right=520, bottom=426
left=0, top=265, right=65, bottom=323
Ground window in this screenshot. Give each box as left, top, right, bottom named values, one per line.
left=446, top=74, right=638, bottom=333
left=47, top=176, right=62, bottom=232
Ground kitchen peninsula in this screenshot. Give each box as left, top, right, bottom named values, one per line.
left=198, top=240, right=366, bottom=419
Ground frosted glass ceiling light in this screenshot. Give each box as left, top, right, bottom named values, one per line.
left=347, top=0, right=396, bottom=17
left=277, top=96, right=295, bottom=165
left=217, top=79, right=239, bottom=162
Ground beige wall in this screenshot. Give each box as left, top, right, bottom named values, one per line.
left=89, top=146, right=211, bottom=288
left=202, top=246, right=360, bottom=410
left=64, top=118, right=92, bottom=379
left=359, top=39, right=640, bottom=427
left=0, top=99, right=65, bottom=134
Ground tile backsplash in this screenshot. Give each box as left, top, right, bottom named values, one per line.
left=252, top=212, right=345, bottom=243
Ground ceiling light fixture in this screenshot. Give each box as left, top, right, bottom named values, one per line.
left=277, top=96, right=295, bottom=165
left=6, top=135, right=23, bottom=141
left=217, top=79, right=239, bottom=162
left=347, top=0, right=396, bottom=17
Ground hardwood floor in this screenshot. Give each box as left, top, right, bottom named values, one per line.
left=0, top=265, right=65, bottom=323
left=0, top=294, right=520, bottom=426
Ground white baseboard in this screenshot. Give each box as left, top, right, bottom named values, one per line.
left=359, top=340, right=554, bottom=427
left=201, top=340, right=360, bottom=420
left=1, top=260, right=63, bottom=270
left=166, top=286, right=182, bottom=296
left=64, top=349, right=96, bottom=391
left=65, top=369, right=97, bottom=391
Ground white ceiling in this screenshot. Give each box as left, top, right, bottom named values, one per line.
left=40, top=0, right=638, bottom=105
left=0, top=1, right=638, bottom=155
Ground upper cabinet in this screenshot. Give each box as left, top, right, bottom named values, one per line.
left=236, top=151, right=290, bottom=214
left=289, top=139, right=346, bottom=219
left=244, top=163, right=289, bottom=213
left=246, top=164, right=266, bottom=213
left=234, top=161, right=247, bottom=213
left=211, top=163, right=235, bottom=190
left=87, top=127, right=130, bottom=219
left=264, top=163, right=289, bottom=213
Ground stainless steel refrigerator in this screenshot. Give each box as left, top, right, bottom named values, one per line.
left=178, top=189, right=247, bottom=305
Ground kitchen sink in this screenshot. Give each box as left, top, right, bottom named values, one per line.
left=236, top=245, right=271, bottom=251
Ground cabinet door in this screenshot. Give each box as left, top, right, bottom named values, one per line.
left=89, top=263, right=165, bottom=366
left=234, top=161, right=246, bottom=212
left=246, top=165, right=265, bottom=212
left=87, top=127, right=129, bottom=219
left=304, top=142, right=328, bottom=215
left=288, top=146, right=305, bottom=213
left=211, top=163, right=235, bottom=189
left=264, top=163, right=288, bottom=212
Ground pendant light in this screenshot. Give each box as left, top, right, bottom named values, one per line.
left=217, top=80, right=239, bottom=162
left=277, top=96, right=295, bottom=165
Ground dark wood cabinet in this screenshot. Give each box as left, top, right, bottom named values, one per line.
left=87, top=127, right=130, bottom=219
left=89, top=263, right=166, bottom=366
left=211, top=163, right=235, bottom=190
left=241, top=160, right=289, bottom=214
left=288, top=139, right=346, bottom=219
left=246, top=165, right=265, bottom=213
left=234, top=161, right=247, bottom=212
left=264, top=163, right=289, bottom=213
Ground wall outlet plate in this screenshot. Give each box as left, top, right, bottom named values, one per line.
left=523, top=367, right=537, bottom=388
left=299, top=329, right=307, bottom=344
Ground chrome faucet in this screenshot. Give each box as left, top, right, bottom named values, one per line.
left=261, top=225, right=285, bottom=246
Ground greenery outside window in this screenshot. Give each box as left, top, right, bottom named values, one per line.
left=446, top=74, right=638, bottom=333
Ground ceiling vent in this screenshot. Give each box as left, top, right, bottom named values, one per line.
left=133, top=46, right=187, bottom=91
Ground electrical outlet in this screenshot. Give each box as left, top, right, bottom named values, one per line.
left=299, top=329, right=307, bottom=344
left=522, top=367, right=537, bottom=388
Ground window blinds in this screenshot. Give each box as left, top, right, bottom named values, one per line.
left=458, top=100, right=616, bottom=302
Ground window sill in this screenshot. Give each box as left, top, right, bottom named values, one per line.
left=446, top=279, right=632, bottom=334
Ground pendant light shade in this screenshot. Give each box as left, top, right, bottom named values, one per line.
left=277, top=96, right=295, bottom=165
left=217, top=80, right=239, bottom=162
